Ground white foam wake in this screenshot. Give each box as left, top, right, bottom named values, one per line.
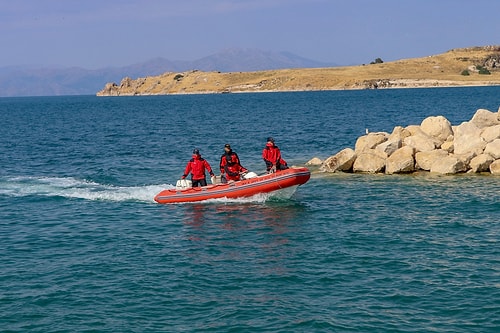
left=0, top=176, right=300, bottom=204
left=0, top=176, right=173, bottom=203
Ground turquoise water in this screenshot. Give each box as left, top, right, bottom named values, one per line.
left=1, top=88, right=499, bottom=332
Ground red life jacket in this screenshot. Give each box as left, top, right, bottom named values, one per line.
left=184, top=155, right=213, bottom=180
left=220, top=152, right=247, bottom=181
left=262, top=143, right=287, bottom=166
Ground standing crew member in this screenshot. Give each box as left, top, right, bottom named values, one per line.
left=219, top=144, right=248, bottom=182
left=262, top=137, right=288, bottom=173
left=182, top=148, right=215, bottom=187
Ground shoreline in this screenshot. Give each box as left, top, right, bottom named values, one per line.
left=97, top=80, right=500, bottom=97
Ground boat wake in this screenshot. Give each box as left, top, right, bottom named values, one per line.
left=0, top=176, right=300, bottom=204
left=0, top=176, right=171, bottom=203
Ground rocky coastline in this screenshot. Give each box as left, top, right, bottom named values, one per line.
left=96, top=46, right=500, bottom=96
left=308, top=107, right=500, bottom=175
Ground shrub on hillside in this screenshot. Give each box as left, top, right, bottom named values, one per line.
left=370, top=58, right=384, bottom=64
left=476, top=65, right=491, bottom=75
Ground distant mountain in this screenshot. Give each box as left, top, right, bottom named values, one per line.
left=191, top=48, right=336, bottom=72
left=0, top=49, right=338, bottom=97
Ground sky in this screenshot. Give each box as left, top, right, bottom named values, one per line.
left=1, top=0, right=499, bottom=69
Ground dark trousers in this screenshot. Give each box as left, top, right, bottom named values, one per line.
left=277, top=162, right=289, bottom=170
left=192, top=178, right=207, bottom=187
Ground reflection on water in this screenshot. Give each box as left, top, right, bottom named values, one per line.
left=177, top=201, right=309, bottom=276
left=180, top=201, right=308, bottom=235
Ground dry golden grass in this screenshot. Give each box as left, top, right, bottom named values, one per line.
left=97, top=46, right=500, bottom=96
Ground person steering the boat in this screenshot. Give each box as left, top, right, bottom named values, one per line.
left=181, top=148, right=215, bottom=187
left=219, top=144, right=248, bottom=182
left=262, top=137, right=288, bottom=173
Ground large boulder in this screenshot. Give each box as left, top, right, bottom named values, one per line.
left=420, top=115, right=453, bottom=145
left=376, top=139, right=402, bottom=156
left=469, top=154, right=495, bottom=173
left=355, top=133, right=388, bottom=152
left=320, top=148, right=356, bottom=172
left=481, top=124, right=500, bottom=143
left=403, top=133, right=438, bottom=152
left=484, top=139, right=500, bottom=159
left=405, top=125, right=424, bottom=136
left=454, top=151, right=477, bottom=169
left=453, top=121, right=486, bottom=155
left=490, top=159, right=500, bottom=175
left=430, top=156, right=467, bottom=174
left=388, top=126, right=412, bottom=141
left=385, top=146, right=415, bottom=174
left=470, top=108, right=500, bottom=128
left=353, top=149, right=387, bottom=173
left=415, top=149, right=449, bottom=171
left=306, top=157, right=322, bottom=166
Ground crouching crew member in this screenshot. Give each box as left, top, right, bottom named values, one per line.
left=262, top=137, right=288, bottom=173
left=220, top=144, right=248, bottom=182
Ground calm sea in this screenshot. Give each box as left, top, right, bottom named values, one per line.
left=1, top=87, right=499, bottom=332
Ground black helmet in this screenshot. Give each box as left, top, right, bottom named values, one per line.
left=193, top=148, right=200, bottom=155
left=267, top=137, right=274, bottom=143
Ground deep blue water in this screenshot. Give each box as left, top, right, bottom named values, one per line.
left=1, top=88, right=499, bottom=332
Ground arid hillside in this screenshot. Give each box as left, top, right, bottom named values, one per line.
left=97, top=46, right=500, bottom=96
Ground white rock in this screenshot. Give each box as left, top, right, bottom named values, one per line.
left=415, top=149, right=449, bottom=171
left=490, top=159, right=500, bottom=175
left=376, top=139, right=402, bottom=156
left=385, top=146, right=415, bottom=174
left=430, top=156, right=467, bottom=174
left=453, top=121, right=486, bottom=155
left=481, top=124, right=500, bottom=143
left=353, top=149, right=387, bottom=173
left=454, top=151, right=477, bottom=169
left=388, top=126, right=412, bottom=141
left=405, top=125, right=424, bottom=136
left=469, top=154, right=495, bottom=173
left=320, top=148, right=356, bottom=172
left=403, top=134, right=437, bottom=152
left=306, top=157, right=323, bottom=166
left=484, top=139, right=500, bottom=159
left=470, top=108, right=500, bottom=128
left=440, top=140, right=454, bottom=153
left=355, top=133, right=388, bottom=152
left=420, top=115, right=453, bottom=144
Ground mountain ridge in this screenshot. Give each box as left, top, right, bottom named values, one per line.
left=0, top=49, right=336, bottom=97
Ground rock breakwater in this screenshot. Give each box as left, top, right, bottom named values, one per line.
left=310, top=107, right=500, bottom=175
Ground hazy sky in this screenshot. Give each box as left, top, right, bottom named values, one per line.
left=1, top=0, right=499, bottom=69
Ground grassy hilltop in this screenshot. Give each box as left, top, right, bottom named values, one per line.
left=97, top=46, right=500, bottom=96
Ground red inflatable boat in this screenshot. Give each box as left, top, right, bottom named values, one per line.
left=154, top=167, right=310, bottom=204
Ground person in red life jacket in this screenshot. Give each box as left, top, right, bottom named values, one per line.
left=181, top=148, right=215, bottom=187
left=262, top=137, right=288, bottom=173
left=219, top=144, right=248, bottom=182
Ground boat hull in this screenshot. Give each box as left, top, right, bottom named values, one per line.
left=154, top=167, right=310, bottom=204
